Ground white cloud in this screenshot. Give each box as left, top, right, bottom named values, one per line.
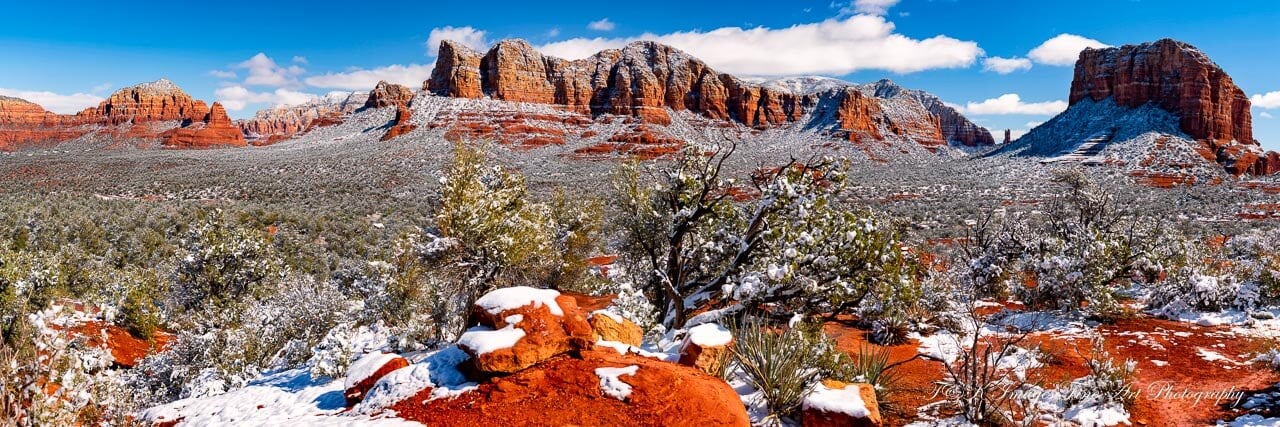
left=304, top=63, right=434, bottom=91
left=209, top=70, right=238, bottom=79
left=91, top=83, right=113, bottom=94
left=0, top=88, right=103, bottom=114
left=1028, top=34, right=1110, bottom=66
left=214, top=85, right=319, bottom=111
left=982, top=56, right=1032, bottom=74
left=537, top=15, right=982, bottom=75
left=547, top=28, right=561, bottom=38
left=292, top=56, right=308, bottom=64
left=847, top=0, right=901, bottom=16
left=238, top=53, right=306, bottom=87
left=1025, top=121, right=1043, bottom=128
left=1252, top=91, right=1280, bottom=109
left=1261, top=111, right=1274, bottom=119
left=426, top=26, right=490, bottom=56
left=960, top=94, right=1068, bottom=115
left=588, top=18, right=616, bottom=32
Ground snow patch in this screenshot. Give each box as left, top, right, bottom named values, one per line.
left=457, top=324, right=525, bottom=355
left=355, top=345, right=477, bottom=414
left=474, top=286, right=563, bottom=316
left=344, top=352, right=401, bottom=391
left=595, top=365, right=639, bottom=401
left=802, top=382, right=870, bottom=418
left=686, top=323, right=733, bottom=347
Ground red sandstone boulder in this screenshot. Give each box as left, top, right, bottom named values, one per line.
left=365, top=81, right=415, bottom=110
left=387, top=347, right=750, bottom=427
left=588, top=311, right=644, bottom=347
left=458, top=287, right=593, bottom=375
left=343, top=352, right=410, bottom=406
left=801, top=380, right=883, bottom=427
left=677, top=323, right=733, bottom=375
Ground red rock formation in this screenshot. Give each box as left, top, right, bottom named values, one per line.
left=1004, top=129, right=1012, bottom=144
left=1070, top=39, right=1277, bottom=175
left=161, top=102, right=247, bottom=148
left=425, top=39, right=992, bottom=149
left=238, top=92, right=368, bottom=141
left=426, top=40, right=484, bottom=98
left=0, top=97, right=88, bottom=150
left=0, top=96, right=59, bottom=125
left=380, top=105, right=417, bottom=141
left=78, top=79, right=208, bottom=125
left=387, top=347, right=750, bottom=427
left=2, top=80, right=248, bottom=150
left=459, top=288, right=593, bottom=375
left=365, top=81, right=415, bottom=109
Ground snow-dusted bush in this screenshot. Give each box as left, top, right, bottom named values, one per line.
left=1002, top=170, right=1181, bottom=320
left=611, top=142, right=923, bottom=329
left=1065, top=336, right=1136, bottom=409
left=172, top=214, right=283, bottom=310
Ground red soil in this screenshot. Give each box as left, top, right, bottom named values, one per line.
left=825, top=314, right=1277, bottom=426
left=64, top=321, right=173, bottom=367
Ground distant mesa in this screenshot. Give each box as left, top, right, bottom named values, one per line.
left=1003, top=39, right=1278, bottom=176
left=0, top=79, right=247, bottom=150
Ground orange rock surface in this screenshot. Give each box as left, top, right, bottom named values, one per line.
left=161, top=102, right=247, bottom=148
left=387, top=347, right=750, bottom=427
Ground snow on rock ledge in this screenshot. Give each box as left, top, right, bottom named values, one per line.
left=678, top=323, right=733, bottom=375
left=463, top=286, right=593, bottom=374
left=474, top=286, right=565, bottom=316
left=354, top=345, right=476, bottom=415
left=457, top=324, right=527, bottom=355
left=343, top=352, right=409, bottom=405
left=801, top=380, right=883, bottom=427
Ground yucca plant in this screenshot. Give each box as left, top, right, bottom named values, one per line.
left=729, top=316, right=823, bottom=425
left=821, top=342, right=902, bottom=409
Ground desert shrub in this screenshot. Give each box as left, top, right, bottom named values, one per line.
left=934, top=308, right=1042, bottom=426
left=434, top=142, right=557, bottom=291
left=1065, top=336, right=1136, bottom=409
left=546, top=188, right=609, bottom=294
left=728, top=317, right=825, bottom=424
left=818, top=342, right=903, bottom=409
left=116, top=268, right=164, bottom=340
left=611, top=143, right=923, bottom=329
left=998, top=170, right=1180, bottom=320
left=172, top=214, right=283, bottom=310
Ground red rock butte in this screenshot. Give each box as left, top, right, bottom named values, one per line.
left=1069, top=39, right=1277, bottom=175
left=0, top=79, right=247, bottom=150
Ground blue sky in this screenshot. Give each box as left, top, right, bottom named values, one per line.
left=2, top=0, right=1279, bottom=150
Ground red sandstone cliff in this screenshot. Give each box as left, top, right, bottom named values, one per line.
left=1069, top=39, right=1275, bottom=175
left=161, top=102, right=246, bottom=148
left=424, top=39, right=991, bottom=148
